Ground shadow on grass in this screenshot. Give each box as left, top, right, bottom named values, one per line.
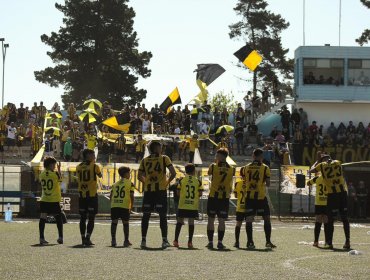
left=178, top=247, right=201, bottom=251
left=239, top=248, right=273, bottom=252
left=206, top=248, right=232, bottom=252
left=31, top=244, right=58, bottom=247
left=69, top=244, right=94, bottom=249
left=133, top=247, right=166, bottom=251
left=106, top=245, right=131, bottom=249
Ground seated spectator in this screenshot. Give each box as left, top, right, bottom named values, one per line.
left=274, top=130, right=285, bottom=143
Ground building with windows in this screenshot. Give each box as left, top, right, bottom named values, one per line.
left=294, top=46, right=370, bottom=128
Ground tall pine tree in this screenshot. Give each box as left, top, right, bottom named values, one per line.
left=35, top=0, right=152, bottom=108
left=356, top=0, right=370, bottom=45
left=229, top=0, right=293, bottom=93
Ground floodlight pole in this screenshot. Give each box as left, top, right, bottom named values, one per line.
left=1, top=38, right=9, bottom=108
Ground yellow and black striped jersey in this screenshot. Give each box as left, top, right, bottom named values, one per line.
left=313, top=160, right=347, bottom=194
left=241, top=161, right=270, bottom=200
left=307, top=176, right=327, bottom=206
left=208, top=162, right=235, bottom=199
left=39, top=170, right=62, bottom=203
left=76, top=161, right=102, bottom=198
left=110, top=178, right=135, bottom=209
left=177, top=175, right=203, bottom=210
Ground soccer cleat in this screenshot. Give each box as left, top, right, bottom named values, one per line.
left=123, top=240, right=132, bottom=248
left=323, top=243, right=333, bottom=249
left=187, top=241, right=194, bottom=249
left=140, top=240, right=147, bottom=249
left=265, top=242, right=276, bottom=249
left=217, top=242, right=226, bottom=250
left=111, top=239, right=117, bottom=247
left=84, top=238, right=95, bottom=246
left=206, top=242, right=214, bottom=249
left=39, top=238, right=49, bottom=245
left=313, top=241, right=319, bottom=247
left=173, top=240, right=179, bottom=248
left=247, top=242, right=255, bottom=249
left=233, top=241, right=240, bottom=249
left=57, top=237, right=63, bottom=244
left=343, top=241, right=351, bottom=250
left=162, top=239, right=171, bottom=249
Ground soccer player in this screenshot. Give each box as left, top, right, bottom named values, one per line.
left=241, top=148, right=276, bottom=249
left=233, top=178, right=248, bottom=248
left=307, top=175, right=329, bottom=247
left=173, top=163, right=203, bottom=249
left=38, top=157, right=63, bottom=245
left=309, top=155, right=350, bottom=249
left=76, top=149, right=102, bottom=246
left=138, top=141, right=176, bottom=249
left=110, top=166, right=135, bottom=247
left=206, top=148, right=235, bottom=249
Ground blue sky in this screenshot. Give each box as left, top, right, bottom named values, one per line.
left=0, top=0, right=368, bottom=109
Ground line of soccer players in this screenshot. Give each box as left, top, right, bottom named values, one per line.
left=38, top=141, right=350, bottom=250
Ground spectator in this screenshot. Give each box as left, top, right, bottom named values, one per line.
left=357, top=181, right=368, bottom=218
left=234, top=121, right=244, bottom=155
left=347, top=182, right=357, bottom=218
left=134, top=134, right=146, bottom=163
left=6, top=122, right=17, bottom=156
left=44, top=135, right=54, bottom=158
left=63, top=137, right=72, bottom=161
left=280, top=106, right=290, bottom=130
left=188, top=134, right=199, bottom=163
left=327, top=122, right=337, bottom=142
left=298, top=108, right=308, bottom=131
left=115, top=132, right=126, bottom=162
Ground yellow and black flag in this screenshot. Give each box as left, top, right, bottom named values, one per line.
left=102, top=114, right=131, bottom=132
left=160, top=87, right=181, bottom=114
left=234, top=45, right=263, bottom=71
left=193, top=64, right=225, bottom=104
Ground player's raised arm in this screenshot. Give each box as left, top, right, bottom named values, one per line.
left=167, top=164, right=176, bottom=186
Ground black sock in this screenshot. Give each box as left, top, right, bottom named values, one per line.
left=314, top=222, right=321, bottom=243
left=218, top=230, right=225, bottom=242
left=159, top=213, right=168, bottom=240
left=246, top=223, right=253, bottom=243
left=207, top=230, right=214, bottom=242
left=324, top=223, right=329, bottom=244
left=39, top=218, right=46, bottom=239
left=264, top=221, right=272, bottom=243
left=141, top=213, right=150, bottom=240
left=235, top=226, right=241, bottom=243
left=174, top=222, right=182, bottom=242
left=327, top=219, right=334, bottom=245
left=111, top=223, right=117, bottom=240
left=342, top=218, right=350, bottom=242
left=87, top=217, right=95, bottom=237
left=55, top=215, right=63, bottom=238
left=79, top=218, right=87, bottom=237
left=188, top=225, right=194, bottom=242
left=123, top=223, right=129, bottom=241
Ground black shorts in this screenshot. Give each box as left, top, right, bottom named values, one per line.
left=177, top=209, right=198, bottom=218
left=142, top=190, right=167, bottom=213
left=79, top=196, right=98, bottom=216
left=7, top=138, right=15, bottom=147
left=207, top=197, right=229, bottom=219
left=236, top=211, right=246, bottom=222
left=327, top=192, right=348, bottom=217
left=245, top=198, right=270, bottom=217
left=116, top=150, right=125, bottom=156
left=111, top=207, right=130, bottom=221
left=315, top=205, right=327, bottom=215
left=40, top=201, right=61, bottom=215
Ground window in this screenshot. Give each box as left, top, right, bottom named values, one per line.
left=303, top=58, right=344, bottom=85
left=348, top=59, right=370, bottom=86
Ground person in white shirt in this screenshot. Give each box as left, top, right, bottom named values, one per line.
left=6, top=122, right=17, bottom=156
left=141, top=115, right=151, bottom=134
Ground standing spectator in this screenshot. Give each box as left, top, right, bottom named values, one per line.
left=31, top=135, right=42, bottom=157
left=280, top=106, right=290, bottom=130
left=134, top=134, right=146, bottom=163
left=243, top=93, right=253, bottom=124
left=327, top=122, right=337, bottom=143
left=234, top=121, right=244, bottom=155
left=190, top=105, right=199, bottom=133
left=6, top=122, right=17, bottom=156
left=38, top=101, right=47, bottom=126
left=67, top=103, right=76, bottom=119
left=290, top=109, right=300, bottom=130
left=347, top=182, right=357, bottom=218
left=99, top=139, right=112, bottom=163
left=141, top=115, right=151, bottom=134
left=63, top=137, right=72, bottom=161
left=115, top=132, right=126, bottom=162
left=51, top=102, right=61, bottom=114
left=188, top=134, right=199, bottom=163
left=357, top=181, right=368, bottom=218
left=71, top=138, right=83, bottom=162
left=44, top=135, right=54, bottom=158
left=17, top=103, right=26, bottom=125
left=0, top=132, right=5, bottom=163
left=235, top=105, right=245, bottom=126
left=298, top=108, right=309, bottom=131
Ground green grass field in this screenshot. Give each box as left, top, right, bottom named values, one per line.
left=1, top=219, right=369, bottom=279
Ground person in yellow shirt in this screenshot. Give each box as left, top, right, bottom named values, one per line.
left=206, top=148, right=235, bottom=250
left=115, top=132, right=126, bottom=162
left=110, top=166, right=135, bottom=247
left=178, top=138, right=189, bottom=161
left=216, top=138, right=228, bottom=150
left=241, top=148, right=275, bottom=249
left=188, top=134, right=199, bottom=163
left=38, top=157, right=63, bottom=245
left=76, top=149, right=102, bottom=246
left=134, top=134, right=146, bottom=163
left=309, top=154, right=350, bottom=250
left=173, top=164, right=203, bottom=249
left=233, top=179, right=248, bottom=249
left=307, top=175, right=329, bottom=247
left=85, top=132, right=97, bottom=150
left=138, top=141, right=176, bottom=249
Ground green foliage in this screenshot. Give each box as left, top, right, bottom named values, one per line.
left=34, top=0, right=152, bottom=109
left=229, top=0, right=293, bottom=92
left=356, top=0, right=370, bottom=46
left=209, top=90, right=238, bottom=112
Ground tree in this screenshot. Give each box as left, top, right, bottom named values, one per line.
left=209, top=91, right=238, bottom=113
left=35, top=0, right=152, bottom=109
left=356, top=0, right=370, bottom=46
left=229, top=0, right=293, bottom=93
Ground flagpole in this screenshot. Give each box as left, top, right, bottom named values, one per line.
left=338, top=0, right=342, bottom=46
left=303, top=0, right=306, bottom=46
